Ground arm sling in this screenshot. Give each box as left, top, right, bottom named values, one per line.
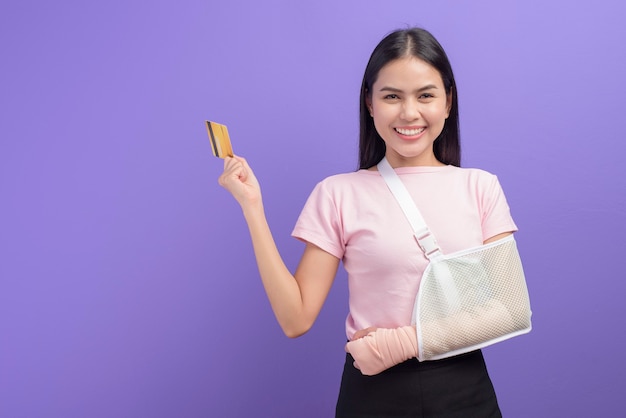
left=377, top=157, right=532, bottom=361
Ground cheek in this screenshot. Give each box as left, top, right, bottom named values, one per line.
left=425, top=105, right=449, bottom=123
left=372, top=116, right=393, bottom=142
left=372, top=103, right=395, bottom=123
left=372, top=117, right=386, bottom=137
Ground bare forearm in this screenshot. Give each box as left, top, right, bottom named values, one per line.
left=218, top=156, right=321, bottom=337
left=242, top=204, right=309, bottom=337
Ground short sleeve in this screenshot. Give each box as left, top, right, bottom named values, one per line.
left=480, top=175, right=518, bottom=240
left=291, top=180, right=345, bottom=259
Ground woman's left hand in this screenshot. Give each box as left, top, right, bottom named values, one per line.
left=345, top=326, right=418, bottom=375
left=350, top=327, right=378, bottom=341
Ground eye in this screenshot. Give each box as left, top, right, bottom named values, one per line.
left=384, top=94, right=399, bottom=100
left=419, top=93, right=434, bottom=99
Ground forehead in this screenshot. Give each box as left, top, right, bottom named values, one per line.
left=373, top=57, right=444, bottom=89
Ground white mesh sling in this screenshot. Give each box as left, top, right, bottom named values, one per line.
left=378, top=157, right=532, bottom=361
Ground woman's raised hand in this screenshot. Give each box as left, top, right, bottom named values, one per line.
left=218, top=155, right=262, bottom=210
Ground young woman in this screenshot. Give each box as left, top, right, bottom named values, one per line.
left=219, top=27, right=516, bottom=417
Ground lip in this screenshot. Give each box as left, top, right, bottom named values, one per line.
left=394, top=126, right=426, bottom=140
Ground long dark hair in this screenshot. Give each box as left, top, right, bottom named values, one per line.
left=358, top=28, right=461, bottom=169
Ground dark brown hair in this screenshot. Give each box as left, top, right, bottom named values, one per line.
left=358, top=28, right=461, bottom=169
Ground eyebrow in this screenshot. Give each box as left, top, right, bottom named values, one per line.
left=379, top=84, right=439, bottom=93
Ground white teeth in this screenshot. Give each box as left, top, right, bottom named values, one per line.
left=395, top=127, right=425, bottom=136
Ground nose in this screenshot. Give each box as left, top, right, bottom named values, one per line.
left=401, top=98, right=420, bottom=121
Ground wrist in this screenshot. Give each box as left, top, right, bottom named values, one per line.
left=241, top=199, right=265, bottom=221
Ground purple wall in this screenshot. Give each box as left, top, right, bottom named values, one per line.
left=1, top=1, right=624, bottom=416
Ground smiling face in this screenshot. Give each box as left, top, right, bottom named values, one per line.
left=367, top=57, right=452, bottom=168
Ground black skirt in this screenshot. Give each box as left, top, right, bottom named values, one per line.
left=335, top=350, right=502, bottom=418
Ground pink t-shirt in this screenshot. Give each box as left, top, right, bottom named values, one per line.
left=291, top=165, right=518, bottom=339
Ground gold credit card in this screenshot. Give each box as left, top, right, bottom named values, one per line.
left=205, top=121, right=233, bottom=158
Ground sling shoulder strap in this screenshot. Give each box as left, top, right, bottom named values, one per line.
left=376, top=157, right=442, bottom=260
left=377, top=157, right=461, bottom=311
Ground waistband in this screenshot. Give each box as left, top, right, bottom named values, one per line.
left=345, top=348, right=485, bottom=373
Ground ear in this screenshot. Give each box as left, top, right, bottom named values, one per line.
left=365, top=93, right=373, bottom=116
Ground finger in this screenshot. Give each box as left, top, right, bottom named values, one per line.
left=236, top=155, right=251, bottom=169
left=223, top=154, right=245, bottom=169
left=231, top=153, right=246, bottom=163
left=219, top=160, right=246, bottom=188
left=235, top=156, right=255, bottom=180
left=224, top=155, right=250, bottom=176
left=351, top=327, right=378, bottom=341
left=351, top=331, right=363, bottom=341
left=223, top=156, right=234, bottom=169
left=224, top=158, right=246, bottom=176
left=223, top=156, right=241, bottom=171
